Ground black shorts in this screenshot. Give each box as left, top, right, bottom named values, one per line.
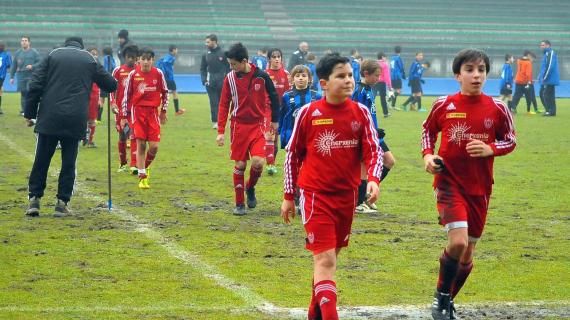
left=374, top=82, right=387, bottom=97
left=380, top=140, right=390, bottom=152
left=166, top=80, right=177, bottom=91
left=391, top=79, right=402, bottom=89
left=409, top=78, right=422, bottom=94
left=500, top=87, right=512, bottom=95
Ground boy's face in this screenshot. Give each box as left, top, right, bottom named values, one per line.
left=125, top=54, right=137, bottom=67
left=228, top=58, right=248, bottom=73
left=363, top=69, right=380, bottom=85
left=90, top=50, right=98, bottom=59
left=320, top=63, right=354, bottom=100
left=455, top=59, right=487, bottom=96
left=171, top=48, right=178, bottom=56
left=139, top=54, right=154, bottom=72
left=269, top=52, right=282, bottom=69
left=293, top=71, right=309, bottom=90
left=416, top=53, right=424, bottom=61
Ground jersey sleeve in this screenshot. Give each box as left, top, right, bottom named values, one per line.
left=358, top=103, right=383, bottom=184
left=421, top=97, right=446, bottom=156
left=262, top=71, right=280, bottom=123
left=122, top=71, right=135, bottom=117
left=217, top=76, right=231, bottom=134
left=109, top=67, right=120, bottom=106
left=283, top=105, right=310, bottom=200
left=490, top=100, right=516, bottom=156
left=158, top=69, right=169, bottom=111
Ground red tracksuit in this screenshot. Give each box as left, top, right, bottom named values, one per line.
left=111, top=64, right=137, bottom=166
left=88, top=83, right=100, bottom=121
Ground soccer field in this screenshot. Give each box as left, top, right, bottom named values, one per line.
left=0, top=93, right=569, bottom=319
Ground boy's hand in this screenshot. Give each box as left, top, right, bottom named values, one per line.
left=159, top=111, right=167, bottom=125
left=424, top=154, right=444, bottom=174
left=216, top=134, right=225, bottom=146
left=366, top=181, right=380, bottom=204
left=111, top=103, right=119, bottom=114
left=466, top=139, right=494, bottom=157
left=281, top=200, right=296, bottom=224
left=271, top=122, right=279, bottom=131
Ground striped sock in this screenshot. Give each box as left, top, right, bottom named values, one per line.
left=314, top=280, right=338, bottom=320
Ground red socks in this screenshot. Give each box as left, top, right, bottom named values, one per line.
left=145, top=149, right=157, bottom=169
left=451, top=261, right=473, bottom=299
left=437, top=250, right=459, bottom=294
left=118, top=141, right=127, bottom=165
left=130, top=139, right=137, bottom=167
left=233, top=167, right=245, bottom=205
left=88, top=125, right=96, bottom=143
left=265, top=139, right=275, bottom=165
left=314, top=280, right=338, bottom=320
left=245, top=166, right=262, bottom=190
left=308, top=279, right=321, bottom=320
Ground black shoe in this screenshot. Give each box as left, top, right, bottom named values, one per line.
left=431, top=291, right=458, bottom=319
left=26, top=196, right=41, bottom=217
left=54, top=199, right=71, bottom=217
left=246, top=187, right=257, bottom=208
left=233, top=204, right=246, bottom=216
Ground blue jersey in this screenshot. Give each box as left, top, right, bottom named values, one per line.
left=408, top=60, right=424, bottom=80
left=390, top=55, right=405, bottom=80
left=352, top=82, right=378, bottom=130
left=0, top=51, right=12, bottom=80
left=251, top=55, right=268, bottom=71
left=350, top=57, right=361, bottom=84
left=279, top=87, right=321, bottom=148
left=103, top=55, right=116, bottom=73
left=499, top=63, right=513, bottom=89
left=538, top=47, right=559, bottom=86
left=157, top=53, right=175, bottom=81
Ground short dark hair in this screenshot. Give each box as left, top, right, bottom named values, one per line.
left=504, top=54, right=513, bottom=61
left=118, top=29, right=129, bottom=39
left=360, top=59, right=380, bottom=76
left=64, top=36, right=83, bottom=49
left=377, top=52, right=385, bottom=59
left=225, top=42, right=248, bottom=61
left=452, top=49, right=490, bottom=75
left=541, top=40, right=551, bottom=46
left=524, top=50, right=537, bottom=59
left=267, top=47, right=283, bottom=59
left=22, top=35, right=31, bottom=41
left=316, top=52, right=350, bottom=81
left=394, top=46, right=402, bottom=54
left=123, top=45, right=139, bottom=58
left=139, top=47, right=155, bottom=58
left=206, top=34, right=218, bottom=42
left=102, top=46, right=113, bottom=56
left=169, top=45, right=177, bottom=53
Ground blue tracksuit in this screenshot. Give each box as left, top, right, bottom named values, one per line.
left=500, top=63, right=513, bottom=90
left=103, top=54, right=116, bottom=73
left=390, top=55, right=405, bottom=80
left=251, top=55, right=268, bottom=71
left=352, top=82, right=379, bottom=130
left=157, top=53, right=176, bottom=81
left=350, top=57, right=361, bottom=84
left=279, top=87, right=321, bottom=148
left=538, top=47, right=559, bottom=86
left=0, top=51, right=12, bottom=80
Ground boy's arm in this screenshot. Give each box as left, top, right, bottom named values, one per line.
left=421, top=98, right=445, bottom=156
left=278, top=93, right=288, bottom=133
left=490, top=101, right=516, bottom=156
left=283, top=105, right=310, bottom=200
left=200, top=53, right=208, bottom=85
left=93, top=61, right=117, bottom=94
left=358, top=105, right=383, bottom=184
left=10, top=51, right=18, bottom=79
left=122, top=71, right=135, bottom=117
left=109, top=67, right=120, bottom=107
left=24, top=56, right=49, bottom=120
left=399, top=58, right=406, bottom=79
left=158, top=70, right=169, bottom=112
left=217, top=76, right=231, bottom=134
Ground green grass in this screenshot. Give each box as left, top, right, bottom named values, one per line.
left=0, top=93, right=569, bottom=319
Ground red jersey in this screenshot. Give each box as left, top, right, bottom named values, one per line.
left=421, top=93, right=516, bottom=195
left=266, top=67, right=290, bottom=98
left=284, top=98, right=383, bottom=200
left=218, top=63, right=280, bottom=134
left=111, top=64, right=135, bottom=117
left=89, top=83, right=100, bottom=107
left=122, top=66, right=168, bottom=116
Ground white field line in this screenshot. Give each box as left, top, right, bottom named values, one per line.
left=1, top=132, right=569, bottom=320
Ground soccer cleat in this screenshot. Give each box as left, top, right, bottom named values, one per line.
left=527, top=111, right=537, bottom=115
left=175, top=108, right=186, bottom=116
left=117, top=164, right=129, bottom=173
left=146, top=167, right=151, bottom=182
left=86, top=142, right=97, bottom=148
left=233, top=204, right=246, bottom=216
left=418, top=108, right=427, bottom=112
left=53, top=199, right=71, bottom=217
left=26, top=196, right=41, bottom=217
left=366, top=201, right=378, bottom=211
left=138, top=178, right=150, bottom=189
left=432, top=291, right=458, bottom=320
left=129, top=167, right=138, bottom=175
left=266, top=165, right=278, bottom=176
left=535, top=109, right=543, bottom=113
left=383, top=113, right=392, bottom=118
left=212, top=122, right=218, bottom=130
left=246, top=187, right=257, bottom=208
left=356, top=203, right=376, bottom=214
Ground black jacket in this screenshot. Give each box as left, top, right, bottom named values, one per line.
left=287, top=50, right=307, bottom=72
left=25, top=41, right=117, bottom=139
left=200, top=45, right=229, bottom=88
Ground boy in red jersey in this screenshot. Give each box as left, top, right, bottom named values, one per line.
left=122, top=47, right=168, bottom=189
left=111, top=45, right=139, bottom=173
left=422, top=49, right=516, bottom=320
left=265, top=48, right=290, bottom=175
left=281, top=53, right=382, bottom=320
left=216, top=43, right=280, bottom=215
left=85, top=47, right=101, bottom=148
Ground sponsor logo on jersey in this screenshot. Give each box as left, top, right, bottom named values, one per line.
left=311, top=109, right=322, bottom=117
left=135, top=76, right=145, bottom=81
left=446, top=103, right=456, bottom=110
left=351, top=121, right=361, bottom=132
left=137, top=83, right=147, bottom=93
left=315, top=130, right=358, bottom=156
left=312, top=119, right=333, bottom=126
left=307, top=232, right=315, bottom=244
left=448, top=122, right=490, bottom=146
left=484, top=118, right=494, bottom=129
left=446, top=112, right=467, bottom=119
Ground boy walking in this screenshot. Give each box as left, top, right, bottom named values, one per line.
left=421, top=49, right=516, bottom=319
left=389, top=46, right=405, bottom=108
left=216, top=43, right=280, bottom=215
left=122, top=47, right=168, bottom=189
left=0, top=41, right=12, bottom=115
left=281, top=53, right=382, bottom=320
left=157, top=45, right=186, bottom=116
left=497, top=54, right=514, bottom=108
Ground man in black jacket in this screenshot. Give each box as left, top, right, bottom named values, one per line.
left=200, top=34, right=229, bottom=129
left=287, top=41, right=309, bottom=72
left=24, top=37, right=117, bottom=217
left=117, top=29, right=135, bottom=65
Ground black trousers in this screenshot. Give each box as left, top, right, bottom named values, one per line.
left=540, top=84, right=556, bottom=115
left=206, top=84, right=222, bottom=123
left=511, top=84, right=538, bottom=112
left=374, top=82, right=389, bottom=116
left=29, top=134, right=79, bottom=202
left=18, top=79, right=30, bottom=113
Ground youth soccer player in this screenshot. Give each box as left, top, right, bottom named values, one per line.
left=158, top=45, right=186, bottom=116
left=375, top=52, right=392, bottom=118
left=216, top=43, right=280, bottom=215
left=282, top=53, right=382, bottom=320
left=422, top=49, right=516, bottom=319
left=498, top=54, right=514, bottom=108
left=352, top=59, right=395, bottom=213
left=0, top=41, right=12, bottom=115
left=511, top=50, right=539, bottom=115
left=389, top=45, right=405, bottom=108
left=251, top=47, right=268, bottom=70
left=112, top=45, right=139, bottom=173
left=85, top=47, right=101, bottom=148
left=99, top=46, right=116, bottom=122
left=265, top=48, right=290, bottom=175
left=402, top=51, right=427, bottom=111
left=122, top=47, right=168, bottom=189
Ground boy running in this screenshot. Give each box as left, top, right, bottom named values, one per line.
left=402, top=51, right=427, bottom=111
left=282, top=53, right=382, bottom=320
left=122, top=47, right=168, bottom=189
left=497, top=54, right=514, bottom=108
left=389, top=45, right=405, bottom=109
left=158, top=45, right=186, bottom=116
left=216, top=43, right=280, bottom=215
left=422, top=49, right=516, bottom=319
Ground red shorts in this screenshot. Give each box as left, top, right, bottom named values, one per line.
left=300, top=188, right=357, bottom=254
left=229, top=121, right=265, bottom=161
left=435, top=187, right=490, bottom=241
left=132, top=107, right=161, bottom=142
left=88, top=95, right=99, bottom=121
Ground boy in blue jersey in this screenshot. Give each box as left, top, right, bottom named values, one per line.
left=158, top=45, right=186, bottom=116
left=304, top=53, right=320, bottom=92
left=498, top=54, right=514, bottom=108
left=251, top=47, right=268, bottom=70
left=350, top=48, right=361, bottom=84
left=0, top=41, right=12, bottom=115
left=352, top=59, right=396, bottom=213
left=98, top=46, right=116, bottom=121
left=389, top=46, right=406, bottom=109
left=401, top=52, right=427, bottom=112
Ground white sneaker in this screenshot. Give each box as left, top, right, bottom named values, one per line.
left=355, top=204, right=368, bottom=213
left=366, top=201, right=378, bottom=211
left=212, top=122, right=218, bottom=129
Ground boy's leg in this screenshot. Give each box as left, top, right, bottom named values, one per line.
left=451, top=242, right=476, bottom=299
left=380, top=149, right=395, bottom=181
left=137, top=140, right=147, bottom=178
left=87, top=120, right=96, bottom=144
left=264, top=129, right=275, bottom=171
left=145, top=141, right=158, bottom=169
left=313, top=248, right=339, bottom=320
left=234, top=160, right=246, bottom=208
